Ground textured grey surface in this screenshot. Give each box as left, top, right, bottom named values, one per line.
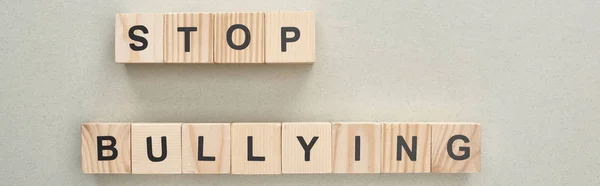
left=1, top=0, right=599, bottom=185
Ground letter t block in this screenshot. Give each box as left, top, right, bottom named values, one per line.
left=431, top=123, right=481, bottom=173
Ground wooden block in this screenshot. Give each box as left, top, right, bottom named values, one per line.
left=382, top=123, right=431, bottom=173
left=163, top=13, right=213, bottom=63
left=81, top=123, right=131, bottom=174
left=265, top=11, right=316, bottom=63
left=231, top=123, right=281, bottom=174
left=213, top=12, right=265, bottom=63
left=431, top=123, right=481, bottom=173
left=182, top=123, right=230, bottom=174
left=115, top=13, right=163, bottom=63
left=131, top=123, right=182, bottom=174
left=282, top=122, right=332, bottom=174
left=332, top=122, right=382, bottom=173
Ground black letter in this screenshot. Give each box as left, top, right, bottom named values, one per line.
left=129, top=25, right=148, bottom=51
left=146, top=136, right=167, bottom=162
left=280, top=27, right=300, bottom=52
left=447, top=135, right=470, bottom=160
left=177, top=27, right=198, bottom=52
left=247, top=136, right=265, bottom=161
left=397, top=136, right=417, bottom=161
left=197, top=136, right=216, bottom=161
left=297, top=136, right=319, bottom=161
left=355, top=136, right=361, bottom=161
left=97, top=136, right=118, bottom=161
left=226, top=24, right=251, bottom=50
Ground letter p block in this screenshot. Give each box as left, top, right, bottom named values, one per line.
left=81, top=123, right=131, bottom=174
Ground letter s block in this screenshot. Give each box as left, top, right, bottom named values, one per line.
left=131, top=123, right=182, bottom=174
left=265, top=11, right=316, bottom=63
left=81, top=123, right=131, bottom=174
left=115, top=13, right=164, bottom=63
left=214, top=12, right=265, bottom=63
left=431, top=123, right=481, bottom=173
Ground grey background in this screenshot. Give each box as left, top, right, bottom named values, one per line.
left=1, top=0, right=599, bottom=185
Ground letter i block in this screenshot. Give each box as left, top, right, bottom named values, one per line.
left=115, top=13, right=164, bottom=63
left=182, top=123, right=231, bottom=174
left=265, top=11, right=316, bottom=63
left=163, top=13, right=213, bottom=63
left=213, top=12, right=265, bottom=63
left=382, top=123, right=431, bottom=173
left=81, top=123, right=131, bottom=174
left=431, top=123, right=481, bottom=173
left=231, top=123, right=281, bottom=174
left=332, top=122, right=382, bottom=173
left=131, top=123, right=182, bottom=174
left=282, top=122, right=332, bottom=174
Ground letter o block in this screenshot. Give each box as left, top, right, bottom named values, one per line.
left=131, top=123, right=182, bottom=174
left=81, top=123, right=131, bottom=174
left=115, top=13, right=164, bottom=63
left=431, top=123, right=481, bottom=173
left=214, top=12, right=265, bottom=63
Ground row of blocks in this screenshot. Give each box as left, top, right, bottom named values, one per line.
left=115, top=12, right=315, bottom=63
left=82, top=122, right=481, bottom=174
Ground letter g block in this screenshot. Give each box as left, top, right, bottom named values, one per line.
left=431, top=123, right=481, bottom=173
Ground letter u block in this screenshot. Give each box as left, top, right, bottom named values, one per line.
left=230, top=123, right=281, bottom=174
left=431, top=123, right=481, bottom=173
left=81, top=123, right=131, bottom=174
left=131, top=123, right=182, bottom=174
left=115, top=13, right=164, bottom=63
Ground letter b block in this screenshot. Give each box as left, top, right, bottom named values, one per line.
left=131, top=123, right=182, bottom=174
left=265, top=11, right=316, bottom=63
left=431, top=123, right=481, bottom=173
left=231, top=123, right=281, bottom=174
left=115, top=13, right=164, bottom=63
left=214, top=12, right=265, bottom=63
left=81, top=123, right=131, bottom=174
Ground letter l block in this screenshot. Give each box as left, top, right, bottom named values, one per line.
left=231, top=123, right=281, bottom=174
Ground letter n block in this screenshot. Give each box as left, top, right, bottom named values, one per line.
left=182, top=123, right=231, bottom=174
left=214, top=12, right=265, bottom=63
left=265, top=11, right=316, bottom=63
left=231, top=123, right=281, bottom=174
left=163, top=13, right=213, bottom=63
left=131, top=123, right=182, bottom=174
left=332, top=122, right=382, bottom=173
left=115, top=13, right=164, bottom=63
left=382, top=123, right=431, bottom=173
left=81, top=123, right=131, bottom=174
left=282, top=122, right=331, bottom=174
left=431, top=123, right=481, bottom=173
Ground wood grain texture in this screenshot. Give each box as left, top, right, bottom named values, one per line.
left=281, top=122, right=331, bottom=174
left=265, top=11, right=316, bottom=63
left=115, top=13, right=163, bottom=63
left=182, top=123, right=230, bottom=174
left=163, top=13, right=213, bottom=63
left=382, top=122, right=431, bottom=173
left=131, top=123, right=182, bottom=174
left=431, top=123, right=481, bottom=173
left=231, top=123, right=281, bottom=174
left=214, top=12, right=265, bottom=63
left=81, top=123, right=131, bottom=174
left=332, top=122, right=382, bottom=173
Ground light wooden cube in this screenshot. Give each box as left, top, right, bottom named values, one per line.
left=163, top=13, right=213, bottom=63
left=332, top=122, right=382, bottom=173
left=115, top=13, right=164, bottom=63
left=81, top=123, right=131, bottom=174
left=265, top=11, right=316, bottom=63
left=182, top=123, right=230, bottom=174
left=382, top=123, right=431, bottom=173
left=431, top=123, right=481, bottom=173
left=213, top=12, right=265, bottom=63
left=281, top=122, right=331, bottom=174
left=231, top=123, right=281, bottom=174
left=131, top=123, right=182, bottom=174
